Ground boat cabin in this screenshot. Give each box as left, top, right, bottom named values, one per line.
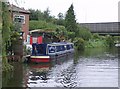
left=31, top=42, right=74, bottom=57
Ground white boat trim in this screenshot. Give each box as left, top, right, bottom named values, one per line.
left=31, top=56, right=50, bottom=58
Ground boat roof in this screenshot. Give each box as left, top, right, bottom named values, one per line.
left=32, top=42, right=74, bottom=46
left=47, top=42, right=74, bottom=46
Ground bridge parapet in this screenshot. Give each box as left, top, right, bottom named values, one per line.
left=80, top=22, right=120, bottom=35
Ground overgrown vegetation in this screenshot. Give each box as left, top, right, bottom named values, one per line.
left=29, top=4, right=116, bottom=51
left=29, top=20, right=62, bottom=30
left=65, top=4, right=78, bottom=36
left=105, top=35, right=114, bottom=47
left=2, top=2, right=13, bottom=71
left=2, top=2, right=22, bottom=72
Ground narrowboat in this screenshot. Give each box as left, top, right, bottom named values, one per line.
left=30, top=42, right=74, bottom=63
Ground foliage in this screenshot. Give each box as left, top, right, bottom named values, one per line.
left=0, top=25, right=1, bottom=30
left=55, top=26, right=67, bottom=40
left=85, top=39, right=107, bottom=48
left=29, top=8, right=55, bottom=22
left=74, top=37, right=85, bottom=50
left=29, top=9, right=66, bottom=27
left=43, top=8, right=52, bottom=22
left=2, top=2, right=13, bottom=71
left=0, top=1, right=2, bottom=24
left=29, top=20, right=67, bottom=31
left=29, top=20, right=58, bottom=30
left=28, top=4, right=114, bottom=51
left=77, top=26, right=92, bottom=41
left=29, top=20, right=68, bottom=41
left=67, top=31, right=75, bottom=41
left=29, top=9, right=40, bottom=20
left=2, top=2, right=11, bottom=42
left=92, top=33, right=100, bottom=39
left=55, top=18, right=65, bottom=26
left=65, top=4, right=78, bottom=34
left=55, top=12, right=65, bottom=26
left=113, top=36, right=120, bottom=43
left=105, top=35, right=114, bottom=47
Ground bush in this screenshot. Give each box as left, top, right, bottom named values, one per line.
left=74, top=37, right=85, bottom=50
left=67, top=32, right=75, bottom=41
left=77, top=26, right=92, bottom=41
left=92, top=33, right=100, bottom=39
left=29, top=20, right=59, bottom=30
left=85, top=39, right=107, bottom=48
left=105, top=35, right=114, bottom=47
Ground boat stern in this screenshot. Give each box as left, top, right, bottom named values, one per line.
left=30, top=56, right=50, bottom=63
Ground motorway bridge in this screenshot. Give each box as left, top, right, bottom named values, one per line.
left=80, top=22, right=120, bottom=36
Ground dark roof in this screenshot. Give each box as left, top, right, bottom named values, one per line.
left=9, top=4, right=30, bottom=14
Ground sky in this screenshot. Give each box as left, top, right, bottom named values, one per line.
left=9, top=0, right=119, bottom=23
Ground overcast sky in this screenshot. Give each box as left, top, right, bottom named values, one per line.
left=9, top=0, right=119, bottom=23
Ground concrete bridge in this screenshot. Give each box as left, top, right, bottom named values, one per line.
left=80, top=22, right=120, bottom=36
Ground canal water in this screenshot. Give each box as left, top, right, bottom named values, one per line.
left=2, top=47, right=119, bottom=88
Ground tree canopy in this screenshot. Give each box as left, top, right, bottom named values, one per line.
left=65, top=4, right=77, bottom=33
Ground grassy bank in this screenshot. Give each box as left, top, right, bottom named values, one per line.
left=29, top=20, right=65, bottom=30
left=85, top=39, right=107, bottom=48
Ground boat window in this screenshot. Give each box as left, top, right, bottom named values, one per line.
left=61, top=45, right=65, bottom=51
left=32, top=43, right=47, bottom=55
left=71, top=44, right=73, bottom=49
left=37, top=45, right=44, bottom=54
left=48, top=46, right=55, bottom=53
left=56, top=46, right=60, bottom=52
left=32, top=43, right=38, bottom=55
left=66, top=45, right=70, bottom=50
left=64, top=45, right=67, bottom=50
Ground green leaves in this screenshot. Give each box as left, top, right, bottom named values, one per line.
left=74, top=37, right=85, bottom=50
left=105, top=35, right=114, bottom=47
left=65, top=4, right=77, bottom=33
left=29, top=8, right=55, bottom=22
left=2, top=2, right=11, bottom=41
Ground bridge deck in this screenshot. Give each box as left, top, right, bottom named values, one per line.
left=80, top=22, right=120, bottom=35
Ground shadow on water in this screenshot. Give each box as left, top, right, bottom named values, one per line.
left=2, top=47, right=119, bottom=88
left=2, top=63, right=23, bottom=87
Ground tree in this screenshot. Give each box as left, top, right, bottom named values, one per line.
left=58, top=12, right=64, bottom=20
left=65, top=4, right=77, bottom=33
left=77, top=25, right=92, bottom=41
left=29, top=9, right=38, bottom=20
left=2, top=2, right=13, bottom=71
left=55, top=12, right=65, bottom=26
left=43, top=7, right=51, bottom=22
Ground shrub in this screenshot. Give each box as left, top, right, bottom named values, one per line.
left=77, top=26, right=92, bottom=41
left=29, top=20, right=59, bottom=30
left=105, top=35, right=114, bottom=47
left=67, top=32, right=75, bottom=41
left=92, top=33, right=100, bottom=39
left=74, top=37, right=85, bottom=50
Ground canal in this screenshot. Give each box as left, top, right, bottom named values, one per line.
left=2, top=47, right=119, bottom=88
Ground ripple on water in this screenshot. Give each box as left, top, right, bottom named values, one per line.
left=75, top=56, right=118, bottom=87
left=25, top=48, right=119, bottom=88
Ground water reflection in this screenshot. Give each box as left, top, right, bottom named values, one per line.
left=2, top=63, right=23, bottom=87
left=25, top=55, right=75, bottom=87
left=2, top=47, right=119, bottom=88
left=0, top=57, right=2, bottom=89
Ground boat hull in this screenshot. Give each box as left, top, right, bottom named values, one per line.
left=31, top=56, right=50, bottom=63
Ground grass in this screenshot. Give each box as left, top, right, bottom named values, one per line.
left=29, top=20, right=64, bottom=31
left=85, top=39, right=107, bottom=48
